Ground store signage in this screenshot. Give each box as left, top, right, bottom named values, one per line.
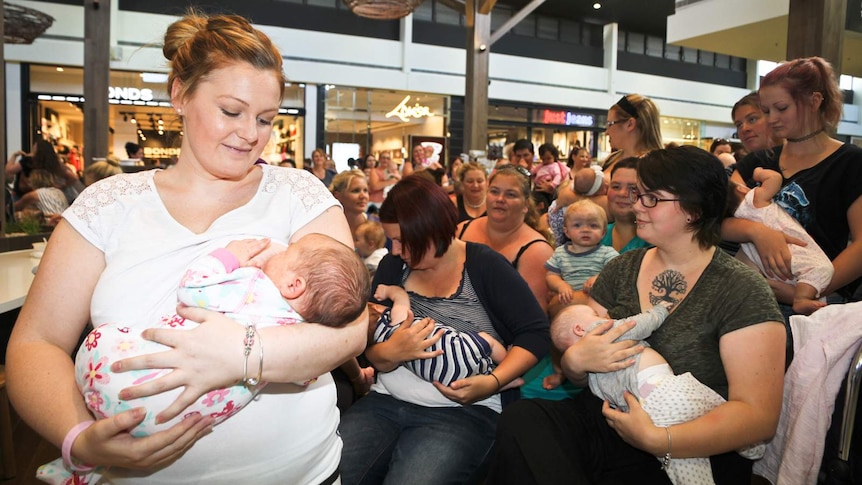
left=385, top=95, right=433, bottom=122
left=538, top=110, right=595, bottom=127
left=109, top=86, right=154, bottom=102
left=143, top=147, right=181, bottom=159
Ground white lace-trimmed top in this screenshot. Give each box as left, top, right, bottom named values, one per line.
left=63, top=165, right=344, bottom=484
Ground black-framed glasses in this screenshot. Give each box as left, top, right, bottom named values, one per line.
left=629, top=189, right=680, bottom=208
left=497, top=164, right=531, bottom=179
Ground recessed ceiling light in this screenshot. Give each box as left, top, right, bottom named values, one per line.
left=593, top=2, right=601, bottom=9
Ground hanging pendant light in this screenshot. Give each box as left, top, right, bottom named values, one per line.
left=343, top=0, right=425, bottom=20
left=4, top=2, right=55, bottom=44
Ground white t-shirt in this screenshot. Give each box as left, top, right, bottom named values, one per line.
left=64, top=165, right=342, bottom=484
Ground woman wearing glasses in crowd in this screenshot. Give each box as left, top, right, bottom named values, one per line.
left=726, top=57, right=862, bottom=307
left=489, top=145, right=785, bottom=485
left=601, top=94, right=664, bottom=172
left=550, top=94, right=662, bottom=248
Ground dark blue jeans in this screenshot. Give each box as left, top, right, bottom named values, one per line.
left=339, top=391, right=498, bottom=485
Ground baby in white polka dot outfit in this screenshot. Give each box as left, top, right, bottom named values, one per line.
left=551, top=304, right=764, bottom=485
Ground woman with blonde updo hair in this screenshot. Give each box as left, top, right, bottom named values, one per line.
left=8, top=10, right=365, bottom=484
left=82, top=159, right=121, bottom=186
left=330, top=169, right=370, bottom=235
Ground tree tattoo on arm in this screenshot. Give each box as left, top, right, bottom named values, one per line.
left=649, top=270, right=687, bottom=309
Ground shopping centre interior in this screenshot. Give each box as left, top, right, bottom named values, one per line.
left=6, top=0, right=861, bottom=173
left=2, top=1, right=862, bottom=482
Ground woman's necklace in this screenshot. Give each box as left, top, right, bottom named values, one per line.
left=787, top=128, right=824, bottom=143
left=465, top=195, right=486, bottom=209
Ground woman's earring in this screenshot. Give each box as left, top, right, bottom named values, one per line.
left=686, top=217, right=692, bottom=223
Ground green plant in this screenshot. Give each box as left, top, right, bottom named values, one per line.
left=7, top=215, right=43, bottom=235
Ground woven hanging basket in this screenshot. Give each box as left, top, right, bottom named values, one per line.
left=4, top=2, right=55, bottom=44
left=343, top=0, right=424, bottom=20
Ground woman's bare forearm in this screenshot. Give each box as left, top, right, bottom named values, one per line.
left=364, top=340, right=401, bottom=373
left=7, top=222, right=105, bottom=446
left=257, top=308, right=369, bottom=382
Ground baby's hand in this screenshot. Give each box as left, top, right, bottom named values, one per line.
left=373, top=284, right=394, bottom=301
left=583, top=275, right=598, bottom=295
left=225, top=238, right=271, bottom=267
left=557, top=284, right=575, bottom=303
left=752, top=167, right=766, bottom=181
left=542, top=372, right=566, bottom=390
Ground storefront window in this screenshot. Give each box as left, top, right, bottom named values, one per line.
left=27, top=65, right=305, bottom=167
left=324, top=86, right=448, bottom=171
left=659, top=117, right=702, bottom=147
left=488, top=101, right=602, bottom=165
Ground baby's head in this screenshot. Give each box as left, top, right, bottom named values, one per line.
left=562, top=199, right=608, bottom=249
left=263, top=233, right=370, bottom=327
left=550, top=304, right=606, bottom=352
left=354, top=221, right=386, bottom=259
left=573, top=168, right=607, bottom=196
left=725, top=180, right=749, bottom=218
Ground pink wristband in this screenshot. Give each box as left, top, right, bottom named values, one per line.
left=62, top=420, right=96, bottom=472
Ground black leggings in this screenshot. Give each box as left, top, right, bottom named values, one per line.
left=487, top=392, right=752, bottom=485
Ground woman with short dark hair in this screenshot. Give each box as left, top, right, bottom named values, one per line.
left=489, top=146, right=785, bottom=485
left=339, top=175, right=549, bottom=485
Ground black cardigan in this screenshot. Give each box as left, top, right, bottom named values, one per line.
left=370, top=242, right=550, bottom=403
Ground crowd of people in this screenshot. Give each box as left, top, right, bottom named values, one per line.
left=4, top=9, right=860, bottom=485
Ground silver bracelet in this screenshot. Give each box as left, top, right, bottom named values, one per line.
left=660, top=426, right=672, bottom=470
left=242, top=324, right=263, bottom=387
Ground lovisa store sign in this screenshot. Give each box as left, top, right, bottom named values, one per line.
left=109, top=86, right=155, bottom=102
left=385, top=95, right=434, bottom=122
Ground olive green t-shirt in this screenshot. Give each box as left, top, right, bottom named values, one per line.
left=591, top=247, right=783, bottom=399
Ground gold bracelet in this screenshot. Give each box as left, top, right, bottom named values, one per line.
left=660, top=426, right=672, bottom=470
